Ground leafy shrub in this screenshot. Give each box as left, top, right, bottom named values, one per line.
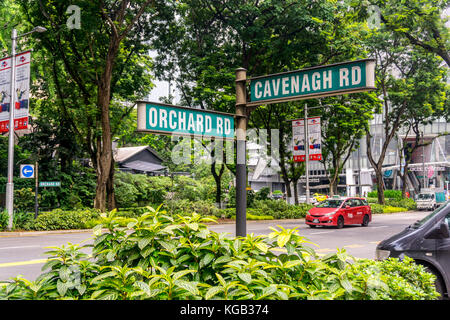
left=172, top=175, right=202, bottom=202
left=255, top=187, right=270, bottom=200
left=0, top=210, right=8, bottom=230
left=226, top=186, right=256, bottom=208
left=0, top=208, right=439, bottom=300
left=252, top=200, right=313, bottom=219
left=13, top=188, right=37, bottom=212
left=164, top=199, right=219, bottom=217
left=386, top=198, right=416, bottom=210
left=114, top=172, right=172, bottom=208
left=369, top=204, right=408, bottom=214
left=24, top=209, right=100, bottom=231
left=0, top=210, right=34, bottom=231
left=382, top=206, right=408, bottom=214
left=367, top=190, right=403, bottom=200
left=369, top=204, right=384, bottom=214
left=114, top=179, right=139, bottom=208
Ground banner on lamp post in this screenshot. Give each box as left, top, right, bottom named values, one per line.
left=292, top=117, right=322, bottom=162
left=0, top=50, right=31, bottom=132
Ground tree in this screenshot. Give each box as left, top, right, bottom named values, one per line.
left=369, top=0, right=450, bottom=67
left=153, top=0, right=370, bottom=202
left=391, top=50, right=448, bottom=197
left=319, top=94, right=378, bottom=196
left=364, top=25, right=447, bottom=204
left=19, top=0, right=173, bottom=211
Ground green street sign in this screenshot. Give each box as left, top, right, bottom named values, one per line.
left=39, top=181, right=61, bottom=187
left=248, top=59, right=376, bottom=106
left=136, top=101, right=235, bottom=139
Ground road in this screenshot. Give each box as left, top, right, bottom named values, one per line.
left=0, top=211, right=430, bottom=282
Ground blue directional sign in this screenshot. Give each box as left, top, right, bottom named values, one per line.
left=20, top=164, right=34, bottom=178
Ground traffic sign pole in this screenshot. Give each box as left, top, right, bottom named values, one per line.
left=34, top=161, right=39, bottom=219
left=304, top=104, right=310, bottom=205
left=235, top=68, right=247, bottom=237
left=5, top=29, right=17, bottom=231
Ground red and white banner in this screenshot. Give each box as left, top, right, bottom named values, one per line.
left=292, top=116, right=322, bottom=162
left=0, top=51, right=31, bottom=132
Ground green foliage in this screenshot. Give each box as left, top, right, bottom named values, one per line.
left=367, top=190, right=403, bottom=200
left=255, top=187, right=270, bottom=200
left=0, top=207, right=439, bottom=300
left=252, top=200, right=313, bottom=219
left=13, top=188, right=36, bottom=212
left=386, top=198, right=417, bottom=210
left=24, top=209, right=100, bottom=231
left=114, top=172, right=172, bottom=208
left=0, top=210, right=35, bottom=231
left=226, top=186, right=257, bottom=208
left=369, top=204, right=408, bottom=214
left=164, top=199, right=219, bottom=217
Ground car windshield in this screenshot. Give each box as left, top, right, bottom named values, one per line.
left=316, top=200, right=343, bottom=208
left=418, top=193, right=434, bottom=200
left=411, top=202, right=449, bottom=229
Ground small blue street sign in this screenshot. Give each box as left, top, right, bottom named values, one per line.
left=20, top=164, right=34, bottom=178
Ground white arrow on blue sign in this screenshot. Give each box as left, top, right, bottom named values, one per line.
left=20, top=164, right=34, bottom=178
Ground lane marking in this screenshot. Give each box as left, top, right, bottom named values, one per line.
left=371, top=226, right=388, bottom=229
left=309, top=231, right=334, bottom=235
left=343, top=244, right=364, bottom=249
left=0, top=245, right=41, bottom=250
left=0, top=259, right=47, bottom=268
left=370, top=241, right=381, bottom=244
left=316, top=248, right=335, bottom=253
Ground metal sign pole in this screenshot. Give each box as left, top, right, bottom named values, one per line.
left=304, top=103, right=310, bottom=205
left=34, top=161, right=39, bottom=219
left=235, top=68, right=247, bottom=237
left=6, top=29, right=17, bottom=231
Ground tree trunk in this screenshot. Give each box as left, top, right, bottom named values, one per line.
left=375, top=170, right=385, bottom=205
left=107, top=150, right=116, bottom=211
left=211, top=161, right=225, bottom=208
left=293, top=180, right=299, bottom=205
left=94, top=39, right=119, bottom=212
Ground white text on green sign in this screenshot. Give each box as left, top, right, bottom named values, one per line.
left=137, top=102, right=235, bottom=139
left=39, top=181, right=61, bottom=187
left=249, top=59, right=375, bottom=105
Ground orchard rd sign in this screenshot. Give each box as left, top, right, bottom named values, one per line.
left=136, top=101, right=234, bottom=139
left=248, top=59, right=376, bottom=106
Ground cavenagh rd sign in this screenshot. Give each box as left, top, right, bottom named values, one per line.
left=248, top=59, right=376, bottom=106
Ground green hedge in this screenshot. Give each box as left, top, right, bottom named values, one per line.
left=23, top=209, right=100, bottom=231
left=386, top=198, right=417, bottom=210
left=0, top=208, right=439, bottom=300
left=370, top=204, right=408, bottom=214
left=367, top=190, right=404, bottom=200
left=252, top=199, right=313, bottom=219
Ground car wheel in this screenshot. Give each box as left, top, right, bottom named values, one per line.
left=424, top=266, right=446, bottom=299
left=361, top=215, right=370, bottom=227
left=336, top=216, right=344, bottom=229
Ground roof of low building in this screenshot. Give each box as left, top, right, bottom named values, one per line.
left=114, top=146, right=164, bottom=163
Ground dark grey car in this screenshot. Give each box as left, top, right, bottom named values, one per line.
left=376, top=201, right=450, bottom=299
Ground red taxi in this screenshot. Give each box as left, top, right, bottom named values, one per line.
left=305, top=197, right=372, bottom=229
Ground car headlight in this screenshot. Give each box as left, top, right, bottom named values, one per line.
left=324, top=210, right=337, bottom=217
left=375, top=249, right=390, bottom=260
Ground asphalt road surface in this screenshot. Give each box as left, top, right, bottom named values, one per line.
left=0, top=211, right=430, bottom=282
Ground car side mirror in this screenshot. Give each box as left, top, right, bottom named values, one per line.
left=425, top=221, right=450, bottom=239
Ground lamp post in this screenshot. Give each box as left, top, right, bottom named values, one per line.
left=6, top=26, right=46, bottom=231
